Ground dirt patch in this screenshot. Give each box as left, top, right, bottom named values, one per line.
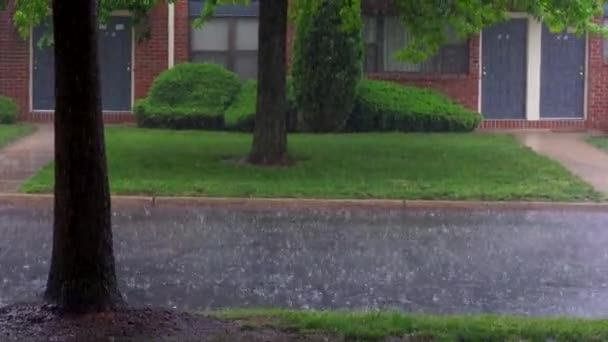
left=0, top=303, right=333, bottom=341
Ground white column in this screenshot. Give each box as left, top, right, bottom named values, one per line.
left=526, top=18, right=542, bottom=121
left=168, top=3, right=176, bottom=68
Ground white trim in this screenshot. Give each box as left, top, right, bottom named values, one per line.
left=30, top=20, right=136, bottom=112
left=168, top=3, right=175, bottom=68
left=537, top=27, right=588, bottom=120
left=476, top=13, right=590, bottom=122
left=526, top=18, right=542, bottom=120
left=28, top=29, right=33, bottom=113
left=479, top=13, right=532, bottom=118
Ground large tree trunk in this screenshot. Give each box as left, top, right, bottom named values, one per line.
left=247, top=0, right=289, bottom=165
left=45, top=0, right=121, bottom=313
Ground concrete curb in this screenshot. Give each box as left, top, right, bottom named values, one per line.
left=0, top=193, right=607, bottom=212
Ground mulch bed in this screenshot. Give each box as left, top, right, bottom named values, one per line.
left=0, top=303, right=332, bottom=341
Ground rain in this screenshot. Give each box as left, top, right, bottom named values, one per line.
left=1, top=203, right=608, bottom=318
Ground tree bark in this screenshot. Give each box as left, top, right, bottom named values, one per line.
left=247, top=0, right=289, bottom=165
left=45, top=0, right=121, bottom=313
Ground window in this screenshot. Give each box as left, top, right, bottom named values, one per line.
left=364, top=16, right=469, bottom=74
left=189, top=0, right=259, bottom=79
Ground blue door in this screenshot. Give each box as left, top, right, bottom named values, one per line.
left=98, top=18, right=132, bottom=111
left=540, top=26, right=585, bottom=118
left=32, top=27, right=55, bottom=110
left=32, top=17, right=132, bottom=111
left=481, top=19, right=528, bottom=119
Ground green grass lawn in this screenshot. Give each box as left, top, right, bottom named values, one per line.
left=22, top=127, right=599, bottom=201
left=587, top=136, right=608, bottom=152
left=216, top=309, right=608, bottom=341
left=0, top=124, right=33, bottom=148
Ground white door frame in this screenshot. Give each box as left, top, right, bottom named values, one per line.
left=479, top=13, right=589, bottom=120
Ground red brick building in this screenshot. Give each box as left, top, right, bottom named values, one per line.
left=1, top=0, right=607, bottom=130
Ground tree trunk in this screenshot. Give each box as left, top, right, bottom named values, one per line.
left=45, top=0, right=121, bottom=313
left=247, top=0, right=289, bottom=165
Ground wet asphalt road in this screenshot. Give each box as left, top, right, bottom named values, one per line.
left=1, top=204, right=608, bottom=317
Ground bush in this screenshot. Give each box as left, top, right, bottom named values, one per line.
left=135, top=63, right=241, bottom=129
left=349, top=79, right=482, bottom=132
left=292, top=0, right=362, bottom=132
left=224, top=79, right=298, bottom=132
left=224, top=80, right=257, bottom=131
left=0, top=95, right=19, bottom=124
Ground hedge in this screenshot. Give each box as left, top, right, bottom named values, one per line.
left=0, top=95, right=19, bottom=124
left=292, top=0, right=362, bottom=132
left=349, top=79, right=482, bottom=132
left=224, top=80, right=256, bottom=131
left=134, top=63, right=241, bottom=129
left=135, top=64, right=481, bottom=133
left=224, top=78, right=298, bottom=132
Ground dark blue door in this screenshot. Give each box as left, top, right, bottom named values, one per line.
left=481, top=19, right=528, bottom=119
left=32, top=27, right=55, bottom=110
left=98, top=18, right=132, bottom=111
left=540, top=26, right=585, bottom=118
left=32, top=17, right=132, bottom=111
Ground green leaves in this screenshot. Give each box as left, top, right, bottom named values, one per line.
left=293, top=0, right=363, bottom=132
left=392, top=0, right=607, bottom=63
left=10, top=0, right=607, bottom=64
left=13, top=0, right=49, bottom=39
left=190, top=0, right=250, bottom=28
left=11, top=0, right=251, bottom=40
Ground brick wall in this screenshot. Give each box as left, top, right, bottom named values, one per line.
left=1, top=1, right=170, bottom=121
left=587, top=22, right=608, bottom=131
left=481, top=30, right=607, bottom=132
left=359, top=0, right=480, bottom=112
left=367, top=36, right=480, bottom=111
left=0, top=0, right=29, bottom=119
left=3, top=0, right=608, bottom=130
left=134, top=3, right=169, bottom=100
left=359, top=0, right=608, bottom=131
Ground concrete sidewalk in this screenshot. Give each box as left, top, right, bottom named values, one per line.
left=0, top=125, right=53, bottom=192
left=515, top=131, right=608, bottom=195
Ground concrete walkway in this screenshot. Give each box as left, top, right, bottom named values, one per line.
left=515, top=131, right=608, bottom=195
left=0, top=125, right=53, bottom=193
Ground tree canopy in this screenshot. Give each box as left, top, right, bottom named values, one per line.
left=9, top=0, right=607, bottom=63
left=391, top=0, right=606, bottom=62
left=10, top=0, right=243, bottom=39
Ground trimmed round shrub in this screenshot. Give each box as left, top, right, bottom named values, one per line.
left=0, top=95, right=19, bottom=124
left=292, top=0, right=362, bottom=132
left=135, top=63, right=241, bottom=129
left=224, top=78, right=298, bottom=132
left=349, top=79, right=482, bottom=132
left=224, top=80, right=257, bottom=131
